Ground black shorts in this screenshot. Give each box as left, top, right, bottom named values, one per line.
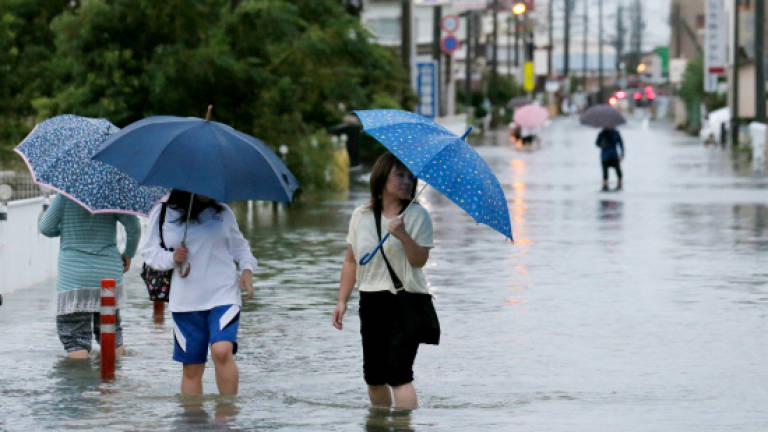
left=359, top=291, right=419, bottom=387
left=601, top=159, right=622, bottom=180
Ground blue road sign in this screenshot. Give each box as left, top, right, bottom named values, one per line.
left=441, top=35, right=459, bottom=55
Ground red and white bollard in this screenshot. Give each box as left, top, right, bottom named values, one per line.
left=100, top=278, right=116, bottom=380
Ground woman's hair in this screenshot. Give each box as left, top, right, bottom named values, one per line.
left=167, top=189, right=224, bottom=224
left=368, top=151, right=417, bottom=215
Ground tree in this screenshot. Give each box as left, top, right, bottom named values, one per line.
left=0, top=0, right=72, bottom=163
left=1, top=0, right=415, bottom=190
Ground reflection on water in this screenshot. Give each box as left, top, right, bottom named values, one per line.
left=172, top=396, right=240, bottom=432
left=47, top=357, right=103, bottom=422
left=365, top=408, right=414, bottom=432
left=598, top=199, right=623, bottom=223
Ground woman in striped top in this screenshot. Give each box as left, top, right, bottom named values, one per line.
left=39, top=194, right=141, bottom=359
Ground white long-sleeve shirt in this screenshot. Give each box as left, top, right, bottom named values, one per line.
left=142, top=202, right=257, bottom=312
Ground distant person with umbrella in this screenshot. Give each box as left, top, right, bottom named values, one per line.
left=595, top=127, right=625, bottom=191
left=512, top=104, right=549, bottom=147
left=579, top=104, right=627, bottom=191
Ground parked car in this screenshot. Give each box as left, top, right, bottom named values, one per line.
left=699, top=107, right=730, bottom=144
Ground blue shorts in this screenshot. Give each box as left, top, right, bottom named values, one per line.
left=171, top=304, right=240, bottom=364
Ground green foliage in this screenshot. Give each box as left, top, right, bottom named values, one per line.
left=703, top=89, right=727, bottom=112
left=677, top=56, right=727, bottom=129
left=489, top=76, right=523, bottom=106
left=283, top=130, right=348, bottom=193
left=678, top=57, right=703, bottom=104
left=0, top=0, right=415, bottom=192
left=0, top=0, right=71, bottom=164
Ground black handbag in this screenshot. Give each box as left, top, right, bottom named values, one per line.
left=375, top=210, right=440, bottom=345
left=140, top=203, right=173, bottom=302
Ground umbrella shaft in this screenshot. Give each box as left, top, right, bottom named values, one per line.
left=183, top=193, right=194, bottom=243
left=400, top=182, right=428, bottom=217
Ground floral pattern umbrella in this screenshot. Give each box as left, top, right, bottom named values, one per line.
left=15, top=115, right=167, bottom=216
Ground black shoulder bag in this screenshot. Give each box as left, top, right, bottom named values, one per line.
left=140, top=203, right=173, bottom=302
left=375, top=210, right=440, bottom=345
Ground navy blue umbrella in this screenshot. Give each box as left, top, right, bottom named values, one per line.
left=93, top=109, right=299, bottom=203
left=93, top=107, right=299, bottom=277
left=579, top=104, right=626, bottom=129
left=15, top=114, right=167, bottom=216
left=354, top=109, right=512, bottom=265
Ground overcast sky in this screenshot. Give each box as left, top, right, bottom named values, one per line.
left=538, top=0, right=672, bottom=50
left=641, top=0, right=671, bottom=49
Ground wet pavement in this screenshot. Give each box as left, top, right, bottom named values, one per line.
left=1, top=112, right=767, bottom=431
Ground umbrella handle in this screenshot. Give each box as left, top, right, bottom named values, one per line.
left=359, top=232, right=390, bottom=266
left=178, top=262, right=191, bottom=278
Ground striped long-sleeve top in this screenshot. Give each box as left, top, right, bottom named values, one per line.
left=39, top=194, right=141, bottom=313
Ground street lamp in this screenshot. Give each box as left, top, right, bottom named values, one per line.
left=512, top=2, right=526, bottom=15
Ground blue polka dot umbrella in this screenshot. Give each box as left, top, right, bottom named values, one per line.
left=14, top=115, right=168, bottom=216
left=354, top=109, right=513, bottom=265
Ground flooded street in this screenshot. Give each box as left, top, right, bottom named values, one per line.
left=2, top=114, right=768, bottom=431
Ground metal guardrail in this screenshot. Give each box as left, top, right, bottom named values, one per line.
left=0, top=171, right=44, bottom=201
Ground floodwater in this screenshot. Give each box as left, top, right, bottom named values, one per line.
left=1, top=113, right=767, bottom=431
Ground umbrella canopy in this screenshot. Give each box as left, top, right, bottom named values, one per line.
left=354, top=109, right=512, bottom=263
left=507, top=97, right=533, bottom=109
left=513, top=104, right=549, bottom=128
left=14, top=114, right=167, bottom=216
left=92, top=114, right=299, bottom=203
left=579, top=104, right=626, bottom=128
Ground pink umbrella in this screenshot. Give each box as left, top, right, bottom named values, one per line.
left=513, top=104, right=549, bottom=128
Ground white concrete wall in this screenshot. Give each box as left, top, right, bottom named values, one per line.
left=0, top=197, right=151, bottom=294
left=0, top=197, right=59, bottom=294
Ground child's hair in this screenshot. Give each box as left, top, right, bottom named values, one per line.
left=167, top=189, right=224, bottom=223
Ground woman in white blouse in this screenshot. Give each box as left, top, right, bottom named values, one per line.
left=333, top=152, right=435, bottom=409
left=142, top=190, right=256, bottom=396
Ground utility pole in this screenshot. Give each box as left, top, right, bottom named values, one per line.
left=564, top=0, right=572, bottom=77
left=433, top=6, right=442, bottom=65
left=492, top=3, right=499, bottom=97
left=401, top=0, right=412, bottom=87
left=616, top=5, right=624, bottom=75
left=433, top=5, right=443, bottom=116
left=583, top=0, right=588, bottom=88
left=756, top=0, right=766, bottom=122
left=465, top=11, right=473, bottom=109
left=598, top=0, right=603, bottom=102
left=629, top=0, right=642, bottom=72
left=507, top=14, right=512, bottom=78
left=515, top=14, right=520, bottom=66
left=636, top=0, right=643, bottom=71
left=548, top=0, right=553, bottom=76
left=732, top=0, right=740, bottom=146
left=673, top=2, right=681, bottom=57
